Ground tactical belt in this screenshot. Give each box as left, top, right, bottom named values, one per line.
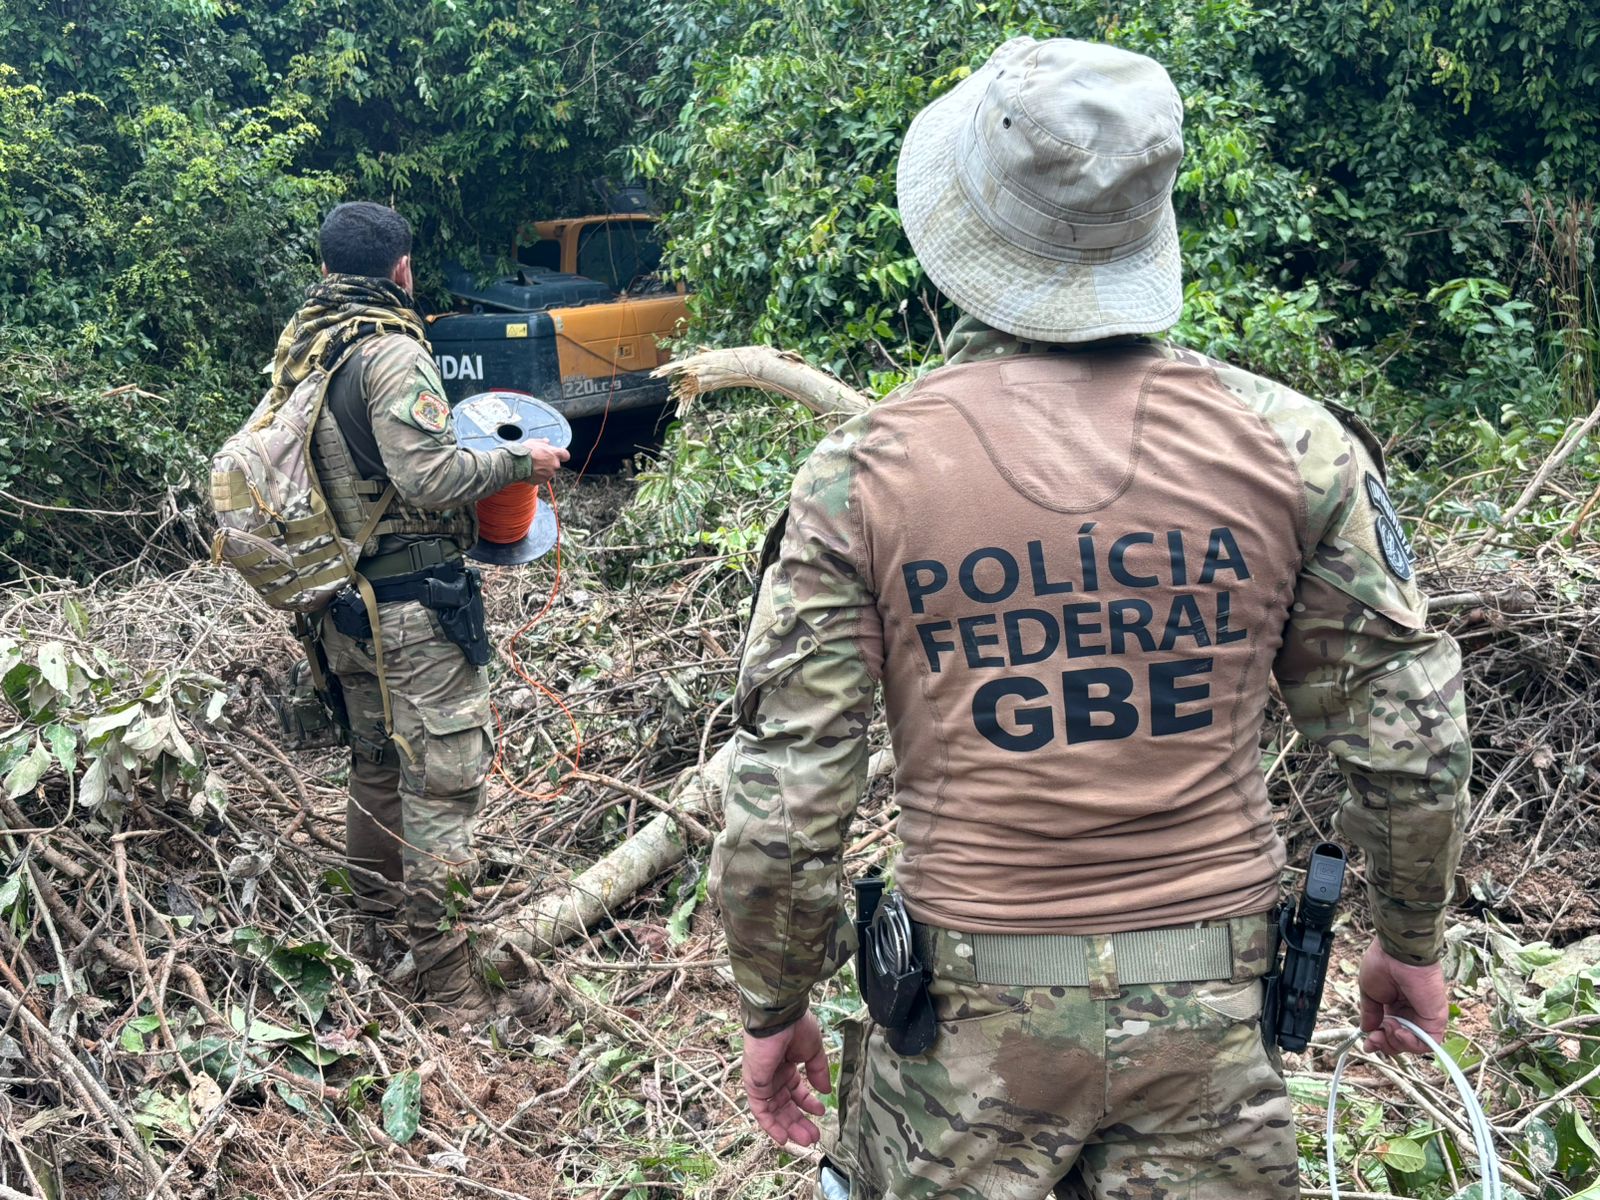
left=352, top=560, right=466, bottom=607
left=914, top=913, right=1272, bottom=989
left=357, top=538, right=463, bottom=582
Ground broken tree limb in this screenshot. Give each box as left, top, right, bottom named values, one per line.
left=652, top=346, right=871, bottom=419
left=490, top=742, right=733, bottom=961
left=489, top=742, right=898, bottom=963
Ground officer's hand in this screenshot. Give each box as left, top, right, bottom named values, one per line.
left=741, top=1010, right=831, bottom=1148
left=1359, top=939, right=1448, bottom=1056
left=519, top=439, right=569, bottom=486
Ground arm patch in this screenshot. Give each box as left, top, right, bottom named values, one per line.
left=1364, top=472, right=1416, bottom=581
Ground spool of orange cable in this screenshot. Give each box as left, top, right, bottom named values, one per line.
left=477, top=479, right=539, bottom=541
left=453, top=390, right=570, bottom=565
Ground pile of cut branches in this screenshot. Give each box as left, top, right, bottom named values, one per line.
left=2, top=355, right=1599, bottom=1198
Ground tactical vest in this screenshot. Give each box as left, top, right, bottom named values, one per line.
left=311, top=345, right=476, bottom=560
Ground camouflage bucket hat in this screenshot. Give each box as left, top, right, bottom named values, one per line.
left=897, top=37, right=1185, bottom=343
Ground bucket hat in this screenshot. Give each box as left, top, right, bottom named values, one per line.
left=897, top=37, right=1185, bottom=343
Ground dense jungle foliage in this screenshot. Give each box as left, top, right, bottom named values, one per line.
left=0, top=0, right=1596, bottom=577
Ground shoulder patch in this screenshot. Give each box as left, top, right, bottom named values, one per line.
left=411, top=391, right=450, bottom=433
left=1364, top=472, right=1415, bottom=581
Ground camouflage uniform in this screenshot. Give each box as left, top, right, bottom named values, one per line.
left=710, top=316, right=1471, bottom=1198
left=276, top=277, right=535, bottom=1006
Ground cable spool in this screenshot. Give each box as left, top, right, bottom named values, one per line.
left=452, top=390, right=572, bottom=565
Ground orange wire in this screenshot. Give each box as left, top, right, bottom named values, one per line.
left=488, top=301, right=633, bottom=802
left=476, top=480, right=539, bottom=544
left=491, top=480, right=582, bottom=801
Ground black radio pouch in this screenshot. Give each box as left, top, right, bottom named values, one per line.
left=853, top=878, right=937, bottom=1055
left=329, top=586, right=372, bottom=639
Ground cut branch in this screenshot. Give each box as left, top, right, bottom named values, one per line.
left=653, top=347, right=871, bottom=419
left=489, top=744, right=732, bottom=962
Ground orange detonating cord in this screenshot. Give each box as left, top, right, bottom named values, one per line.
left=488, top=302, right=638, bottom=805
left=476, top=479, right=540, bottom=545
left=490, top=479, right=584, bottom=802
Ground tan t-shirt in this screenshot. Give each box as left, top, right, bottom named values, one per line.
left=711, top=322, right=1470, bottom=1033
left=860, top=345, right=1299, bottom=931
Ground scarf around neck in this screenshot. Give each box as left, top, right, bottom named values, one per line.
left=267, top=274, right=430, bottom=409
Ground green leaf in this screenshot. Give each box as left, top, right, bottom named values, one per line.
left=1376, top=1136, right=1427, bottom=1173
left=46, top=723, right=77, bottom=776
left=243, top=1016, right=306, bottom=1044
left=667, top=874, right=702, bottom=945
left=83, top=703, right=142, bottom=742
left=37, top=641, right=68, bottom=693
left=62, top=597, right=90, bottom=637
left=1575, top=1109, right=1600, bottom=1157
left=78, top=755, right=108, bottom=809
left=120, top=1025, right=147, bottom=1053
left=1514, top=942, right=1565, bottom=972
left=4, top=739, right=51, bottom=799
left=381, top=1069, right=422, bottom=1144
left=288, top=1037, right=345, bottom=1067
left=0, top=873, right=23, bottom=914
left=1523, top=1118, right=1559, bottom=1174
left=275, top=1079, right=311, bottom=1114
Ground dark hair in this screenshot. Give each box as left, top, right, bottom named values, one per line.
left=319, top=202, right=412, bottom=277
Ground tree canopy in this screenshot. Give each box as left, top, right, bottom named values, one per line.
left=1, top=0, right=1596, bottom=576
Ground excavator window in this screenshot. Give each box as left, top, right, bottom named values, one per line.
left=516, top=238, right=562, bottom=273
left=576, top=221, right=664, bottom=294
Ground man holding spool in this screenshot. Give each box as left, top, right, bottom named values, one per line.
left=285, top=201, right=567, bottom=1025
left=711, top=37, right=1471, bottom=1198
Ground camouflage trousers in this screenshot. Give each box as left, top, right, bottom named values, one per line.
left=321, top=599, right=493, bottom=982
left=820, top=923, right=1298, bottom=1200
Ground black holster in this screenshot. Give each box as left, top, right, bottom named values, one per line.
left=853, top=878, right=936, bottom=1055
left=330, top=561, right=492, bottom=667
left=1263, top=842, right=1347, bottom=1052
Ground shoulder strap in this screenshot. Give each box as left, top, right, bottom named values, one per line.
left=351, top=570, right=415, bottom=764
left=352, top=482, right=397, bottom=548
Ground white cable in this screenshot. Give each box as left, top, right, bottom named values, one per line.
left=1325, top=1016, right=1503, bottom=1200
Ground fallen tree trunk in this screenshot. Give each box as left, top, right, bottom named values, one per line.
left=490, top=738, right=895, bottom=964
left=492, top=743, right=733, bottom=960
left=653, top=346, right=871, bottom=419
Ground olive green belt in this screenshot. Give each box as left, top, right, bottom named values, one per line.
left=357, top=538, right=463, bottom=582
left=913, top=912, right=1274, bottom=989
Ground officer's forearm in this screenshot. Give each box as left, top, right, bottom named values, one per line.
left=715, top=715, right=866, bottom=1034
left=1284, top=633, right=1470, bottom=965
left=388, top=446, right=530, bottom=510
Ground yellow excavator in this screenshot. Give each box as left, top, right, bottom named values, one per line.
left=428, top=193, right=689, bottom=427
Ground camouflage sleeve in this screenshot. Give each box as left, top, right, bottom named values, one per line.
left=1273, top=425, right=1471, bottom=966
left=363, top=334, right=534, bottom=509
left=709, top=419, right=883, bottom=1035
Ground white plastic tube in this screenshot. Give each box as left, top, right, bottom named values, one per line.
left=1325, top=1016, right=1503, bottom=1199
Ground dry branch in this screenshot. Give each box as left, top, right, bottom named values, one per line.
left=0, top=983, right=178, bottom=1200
left=653, top=346, right=871, bottom=418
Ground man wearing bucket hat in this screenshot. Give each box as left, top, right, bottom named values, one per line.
left=710, top=35, right=1470, bottom=1200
